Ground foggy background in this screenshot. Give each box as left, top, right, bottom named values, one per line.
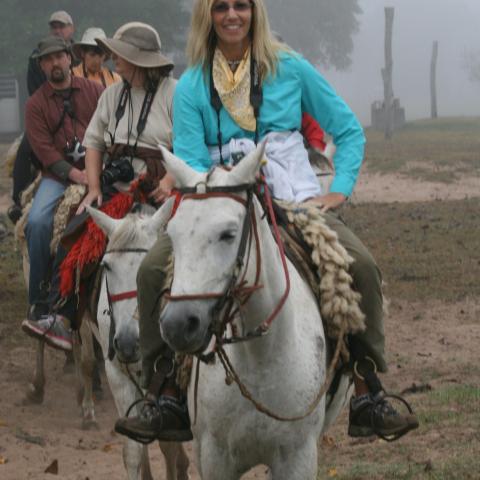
left=315, top=0, right=480, bottom=124
left=1, top=0, right=479, bottom=128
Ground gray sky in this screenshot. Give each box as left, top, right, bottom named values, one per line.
left=319, top=0, right=480, bottom=125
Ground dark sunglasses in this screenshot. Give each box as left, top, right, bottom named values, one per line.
left=212, top=1, right=252, bottom=14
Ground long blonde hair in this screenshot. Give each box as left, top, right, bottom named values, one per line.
left=186, top=0, right=289, bottom=79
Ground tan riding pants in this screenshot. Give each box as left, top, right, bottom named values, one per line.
left=137, top=211, right=387, bottom=388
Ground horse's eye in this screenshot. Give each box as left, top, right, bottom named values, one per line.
left=219, top=230, right=236, bottom=242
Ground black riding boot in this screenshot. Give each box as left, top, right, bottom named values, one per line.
left=114, top=357, right=193, bottom=444
left=348, top=356, right=419, bottom=441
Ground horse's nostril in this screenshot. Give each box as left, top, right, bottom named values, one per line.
left=186, top=316, right=200, bottom=336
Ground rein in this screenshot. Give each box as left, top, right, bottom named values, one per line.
left=103, top=247, right=149, bottom=361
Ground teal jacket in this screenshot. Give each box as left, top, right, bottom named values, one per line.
left=173, top=52, right=365, bottom=196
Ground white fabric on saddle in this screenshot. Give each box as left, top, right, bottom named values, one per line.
left=208, top=130, right=322, bottom=202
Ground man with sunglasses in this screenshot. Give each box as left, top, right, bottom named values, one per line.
left=72, top=28, right=121, bottom=88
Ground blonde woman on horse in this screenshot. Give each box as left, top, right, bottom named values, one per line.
left=116, top=0, right=418, bottom=444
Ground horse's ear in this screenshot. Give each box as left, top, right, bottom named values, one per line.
left=147, top=196, right=175, bottom=234
left=158, top=146, right=203, bottom=188
left=86, top=205, right=121, bottom=238
left=227, top=140, right=267, bottom=185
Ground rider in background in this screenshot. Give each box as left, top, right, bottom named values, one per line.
left=22, top=23, right=176, bottom=353
left=116, top=0, right=419, bottom=443
left=20, top=36, right=103, bottom=350
left=9, top=11, right=77, bottom=225
left=72, top=28, right=122, bottom=88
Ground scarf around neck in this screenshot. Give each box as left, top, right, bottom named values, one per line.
left=212, top=47, right=256, bottom=132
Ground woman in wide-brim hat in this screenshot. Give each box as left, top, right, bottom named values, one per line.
left=72, top=27, right=122, bottom=87
left=79, top=21, right=176, bottom=211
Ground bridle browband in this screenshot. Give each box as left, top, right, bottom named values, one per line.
left=103, top=247, right=149, bottom=361
left=165, top=179, right=291, bottom=347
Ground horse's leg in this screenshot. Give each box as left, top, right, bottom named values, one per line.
left=269, top=439, right=318, bottom=480
left=176, top=444, right=190, bottom=480
left=24, top=339, right=46, bottom=404
left=140, top=445, right=153, bottom=480
left=104, top=361, right=145, bottom=480
left=158, top=442, right=191, bottom=480
left=76, top=312, right=98, bottom=430
left=22, top=255, right=45, bottom=404
left=63, top=350, right=75, bottom=374
left=198, top=439, right=239, bottom=480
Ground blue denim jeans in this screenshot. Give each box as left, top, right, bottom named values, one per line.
left=25, top=177, right=66, bottom=306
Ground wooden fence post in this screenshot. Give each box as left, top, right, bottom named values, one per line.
left=430, top=41, right=439, bottom=119
left=382, top=7, right=395, bottom=139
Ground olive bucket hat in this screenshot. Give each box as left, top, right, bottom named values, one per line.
left=96, top=22, right=174, bottom=69
left=32, top=36, right=71, bottom=59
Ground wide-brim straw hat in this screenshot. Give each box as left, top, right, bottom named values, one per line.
left=96, top=22, right=174, bottom=69
left=72, top=27, right=108, bottom=58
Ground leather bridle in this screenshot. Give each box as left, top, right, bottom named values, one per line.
left=165, top=179, right=291, bottom=347
left=103, top=247, right=149, bottom=361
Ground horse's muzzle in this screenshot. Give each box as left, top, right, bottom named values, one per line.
left=114, top=332, right=140, bottom=364
left=160, top=301, right=212, bottom=354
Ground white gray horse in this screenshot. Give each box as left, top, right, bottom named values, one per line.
left=145, top=143, right=351, bottom=479
left=88, top=204, right=190, bottom=480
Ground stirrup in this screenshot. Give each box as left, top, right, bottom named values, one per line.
left=369, top=392, right=417, bottom=442
left=120, top=397, right=159, bottom=445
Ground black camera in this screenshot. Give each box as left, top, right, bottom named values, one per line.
left=64, top=137, right=86, bottom=163
left=100, top=157, right=135, bottom=186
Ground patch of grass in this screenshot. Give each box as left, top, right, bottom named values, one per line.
left=364, top=117, right=480, bottom=181
left=325, top=460, right=425, bottom=479
left=320, top=384, right=480, bottom=479
left=322, top=455, right=480, bottom=480
left=342, top=198, right=480, bottom=302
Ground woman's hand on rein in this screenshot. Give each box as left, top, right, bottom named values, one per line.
left=149, top=172, right=176, bottom=204
left=310, top=192, right=347, bottom=213
left=76, top=188, right=103, bottom=215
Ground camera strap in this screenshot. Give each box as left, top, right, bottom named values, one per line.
left=210, top=47, right=263, bottom=166
left=109, top=80, right=158, bottom=153
left=51, top=88, right=75, bottom=137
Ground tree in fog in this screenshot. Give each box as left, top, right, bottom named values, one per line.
left=463, top=50, right=480, bottom=83
left=265, top=0, right=362, bottom=70
left=181, top=0, right=363, bottom=71
left=0, top=0, right=190, bottom=73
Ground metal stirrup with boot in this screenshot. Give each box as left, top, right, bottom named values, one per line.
left=114, top=357, right=193, bottom=444
left=348, top=353, right=419, bottom=441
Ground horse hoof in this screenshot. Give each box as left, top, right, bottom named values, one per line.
left=22, top=386, right=44, bottom=405
left=82, top=419, right=99, bottom=431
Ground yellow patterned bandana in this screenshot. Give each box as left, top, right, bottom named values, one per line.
left=212, top=48, right=256, bottom=132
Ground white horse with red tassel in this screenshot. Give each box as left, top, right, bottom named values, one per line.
left=87, top=204, right=190, bottom=480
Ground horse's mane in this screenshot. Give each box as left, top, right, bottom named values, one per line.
left=106, top=204, right=155, bottom=250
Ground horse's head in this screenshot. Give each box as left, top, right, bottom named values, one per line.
left=88, top=202, right=172, bottom=363
left=158, top=142, right=266, bottom=354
